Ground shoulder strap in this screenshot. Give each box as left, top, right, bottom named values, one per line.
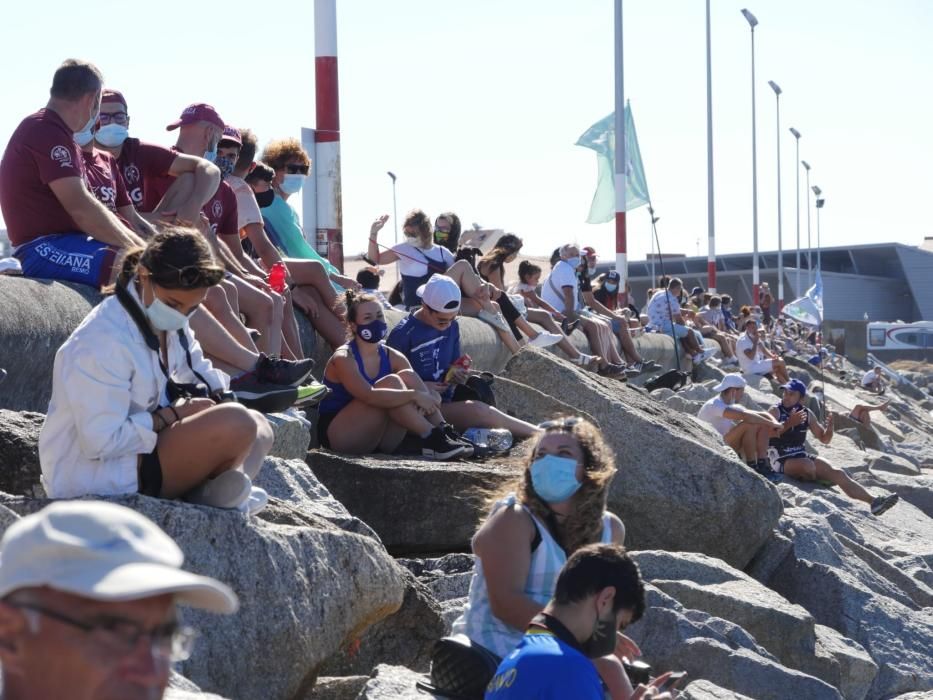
left=115, top=283, right=172, bottom=384
left=176, top=328, right=213, bottom=389
left=546, top=271, right=562, bottom=300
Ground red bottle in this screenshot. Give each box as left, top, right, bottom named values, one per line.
left=268, top=262, right=287, bottom=293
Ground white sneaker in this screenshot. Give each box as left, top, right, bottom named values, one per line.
left=237, top=486, right=270, bottom=516
left=185, top=471, right=251, bottom=509
left=570, top=353, right=600, bottom=368
left=529, top=332, right=563, bottom=348
left=478, top=309, right=511, bottom=332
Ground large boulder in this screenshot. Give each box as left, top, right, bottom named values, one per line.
left=503, top=350, right=783, bottom=569
left=308, top=451, right=519, bottom=554
left=0, top=409, right=45, bottom=497
left=354, top=665, right=430, bottom=700
left=0, top=493, right=406, bottom=700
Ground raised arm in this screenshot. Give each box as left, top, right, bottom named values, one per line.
left=367, top=214, right=399, bottom=265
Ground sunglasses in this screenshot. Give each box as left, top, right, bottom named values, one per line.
left=537, top=416, right=582, bottom=431
left=285, top=164, right=309, bottom=175
left=151, top=263, right=225, bottom=289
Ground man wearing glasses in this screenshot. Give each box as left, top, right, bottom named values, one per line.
left=0, top=500, right=238, bottom=700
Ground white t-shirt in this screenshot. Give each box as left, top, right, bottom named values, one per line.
left=541, top=260, right=580, bottom=312
left=390, top=242, right=454, bottom=278
left=699, top=306, right=723, bottom=329
left=735, top=332, right=763, bottom=372
left=226, top=174, right=263, bottom=231
left=698, top=396, right=738, bottom=437
left=862, top=369, right=880, bottom=386
left=647, top=290, right=681, bottom=328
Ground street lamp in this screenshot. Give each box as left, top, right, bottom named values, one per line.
left=768, top=80, right=783, bottom=309
left=386, top=171, right=398, bottom=245
left=741, top=8, right=760, bottom=304
left=813, top=186, right=824, bottom=274
left=789, top=128, right=801, bottom=296
left=801, top=159, right=812, bottom=285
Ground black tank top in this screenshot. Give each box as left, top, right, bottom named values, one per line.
left=770, top=402, right=809, bottom=450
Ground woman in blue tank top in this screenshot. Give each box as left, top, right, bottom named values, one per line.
left=766, top=379, right=899, bottom=516
left=450, top=416, right=639, bottom=699
left=316, top=290, right=471, bottom=460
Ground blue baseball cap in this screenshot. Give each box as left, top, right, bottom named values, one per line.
left=781, top=378, right=807, bottom=397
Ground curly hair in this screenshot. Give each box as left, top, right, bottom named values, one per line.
left=490, top=416, right=617, bottom=555
left=261, top=137, right=310, bottom=172
left=341, top=289, right=380, bottom=339
left=403, top=208, right=433, bottom=248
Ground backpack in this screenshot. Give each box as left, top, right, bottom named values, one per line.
left=645, top=369, right=690, bottom=392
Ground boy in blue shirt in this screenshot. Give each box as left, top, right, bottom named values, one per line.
left=386, top=274, right=540, bottom=440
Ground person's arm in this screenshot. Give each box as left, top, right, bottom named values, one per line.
left=722, top=405, right=780, bottom=427
left=167, top=154, right=221, bottom=223
left=608, top=512, right=626, bottom=545
left=242, top=222, right=284, bottom=270
left=219, top=233, right=267, bottom=279
left=584, top=291, right=619, bottom=318
left=367, top=214, right=399, bottom=265
left=530, top=291, right=561, bottom=316
left=809, top=409, right=834, bottom=444
left=472, top=504, right=543, bottom=630
left=48, top=177, right=144, bottom=248
left=333, top=351, right=436, bottom=411
left=116, top=204, right=159, bottom=240
left=561, top=286, right=576, bottom=317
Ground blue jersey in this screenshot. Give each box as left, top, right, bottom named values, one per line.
left=769, top=402, right=809, bottom=451
left=386, top=311, right=460, bottom=400
left=485, top=628, right=606, bottom=699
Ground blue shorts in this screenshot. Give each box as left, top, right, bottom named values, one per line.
left=14, top=233, right=116, bottom=288
left=658, top=320, right=690, bottom=339
left=767, top=446, right=817, bottom=473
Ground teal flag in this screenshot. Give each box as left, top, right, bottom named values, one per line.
left=576, top=103, right=650, bottom=224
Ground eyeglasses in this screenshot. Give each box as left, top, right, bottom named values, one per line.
left=285, top=164, right=309, bottom=175
left=537, top=416, right=582, bottom=431
left=14, top=603, right=199, bottom=663
left=99, top=111, right=129, bottom=126
left=150, top=263, right=225, bottom=289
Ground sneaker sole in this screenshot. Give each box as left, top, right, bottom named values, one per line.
left=422, top=445, right=471, bottom=460
left=294, top=386, right=330, bottom=407
left=235, top=387, right=302, bottom=413
left=871, top=495, right=899, bottom=516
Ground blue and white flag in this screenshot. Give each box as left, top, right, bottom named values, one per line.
left=783, top=271, right=824, bottom=326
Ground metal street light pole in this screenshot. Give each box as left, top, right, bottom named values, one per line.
left=769, top=80, right=783, bottom=310
left=789, top=128, right=801, bottom=296
left=813, top=186, right=824, bottom=273
left=386, top=171, right=398, bottom=245
left=741, top=8, right=760, bottom=304
left=706, top=0, right=717, bottom=293
left=801, top=160, right=812, bottom=286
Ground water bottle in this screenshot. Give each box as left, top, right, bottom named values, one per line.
left=463, top=428, right=513, bottom=454
left=268, top=262, right=287, bottom=293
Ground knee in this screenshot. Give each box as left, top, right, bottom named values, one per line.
left=251, top=410, right=275, bottom=449
left=376, top=374, right=405, bottom=390
left=216, top=403, right=259, bottom=449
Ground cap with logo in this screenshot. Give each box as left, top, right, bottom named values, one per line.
left=605, top=270, right=621, bottom=283
left=712, top=374, right=747, bottom=393
left=101, top=88, right=127, bottom=110
left=0, top=501, right=238, bottom=614
left=417, top=274, right=462, bottom=312
left=166, top=103, right=225, bottom=132
left=781, top=378, right=808, bottom=397
left=220, top=125, right=242, bottom=146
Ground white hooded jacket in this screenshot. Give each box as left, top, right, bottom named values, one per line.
left=39, top=279, right=229, bottom=498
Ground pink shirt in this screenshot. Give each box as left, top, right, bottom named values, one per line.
left=81, top=148, right=131, bottom=213
left=0, top=109, right=87, bottom=246
left=117, top=138, right=177, bottom=211
left=225, top=174, right=262, bottom=231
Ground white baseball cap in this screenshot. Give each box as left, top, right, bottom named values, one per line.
left=417, top=274, right=462, bottom=312
left=712, top=375, right=747, bottom=393
left=0, top=501, right=238, bottom=614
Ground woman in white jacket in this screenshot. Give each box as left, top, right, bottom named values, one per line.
left=39, top=227, right=273, bottom=510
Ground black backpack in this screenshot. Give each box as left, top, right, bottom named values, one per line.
left=644, top=369, right=690, bottom=392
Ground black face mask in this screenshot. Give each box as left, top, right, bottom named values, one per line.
left=579, top=608, right=617, bottom=659
left=255, top=189, right=275, bottom=208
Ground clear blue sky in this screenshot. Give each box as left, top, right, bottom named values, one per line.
left=1, top=0, right=931, bottom=262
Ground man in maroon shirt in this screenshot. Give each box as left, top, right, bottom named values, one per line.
left=93, top=90, right=221, bottom=227
left=0, top=59, right=144, bottom=287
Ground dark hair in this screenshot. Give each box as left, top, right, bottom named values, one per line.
left=235, top=128, right=258, bottom=172
left=114, top=227, right=224, bottom=290
left=550, top=248, right=561, bottom=268
left=518, top=260, right=541, bottom=283
left=721, top=294, right=732, bottom=305
left=435, top=212, right=462, bottom=253
left=709, top=295, right=722, bottom=308
left=480, top=234, right=523, bottom=273
left=50, top=59, right=103, bottom=101
left=356, top=267, right=381, bottom=290
left=668, top=277, right=683, bottom=291
left=554, top=543, right=645, bottom=622
left=245, top=162, right=275, bottom=185
left=657, top=275, right=670, bottom=288
left=342, top=289, right=380, bottom=325
left=388, top=280, right=403, bottom=307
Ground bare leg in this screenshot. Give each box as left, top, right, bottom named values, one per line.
left=156, top=403, right=259, bottom=497
left=231, top=276, right=281, bottom=356
left=280, top=289, right=304, bottom=360
left=445, top=259, right=496, bottom=313
left=724, top=423, right=756, bottom=462
left=439, top=400, right=541, bottom=439
left=286, top=258, right=339, bottom=309
left=593, top=317, right=624, bottom=364
left=527, top=310, right=584, bottom=361
left=755, top=425, right=772, bottom=460
left=813, top=457, right=874, bottom=504
left=581, top=318, right=611, bottom=370
left=292, top=285, right=347, bottom=350
left=202, top=285, right=257, bottom=352
left=189, top=307, right=259, bottom=374
left=613, top=318, right=642, bottom=364
left=242, top=410, right=275, bottom=479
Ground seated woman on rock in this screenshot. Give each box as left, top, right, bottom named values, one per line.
left=39, top=227, right=273, bottom=512
left=316, top=289, right=471, bottom=460
left=450, top=416, right=642, bottom=699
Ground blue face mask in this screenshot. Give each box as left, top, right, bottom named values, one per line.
left=530, top=454, right=582, bottom=504
left=605, top=283, right=618, bottom=293
left=214, top=154, right=235, bottom=177
left=565, top=256, right=581, bottom=269
left=356, top=319, right=388, bottom=344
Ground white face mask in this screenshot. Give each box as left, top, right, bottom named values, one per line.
left=95, top=123, right=129, bottom=147
left=144, top=279, right=188, bottom=331
left=280, top=174, right=305, bottom=194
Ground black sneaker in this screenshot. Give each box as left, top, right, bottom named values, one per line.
left=441, top=423, right=475, bottom=458
left=640, top=359, right=662, bottom=372
left=623, top=364, right=642, bottom=378
left=421, top=427, right=471, bottom=461
left=870, top=494, right=899, bottom=516
left=230, top=374, right=303, bottom=413
left=255, top=354, right=315, bottom=387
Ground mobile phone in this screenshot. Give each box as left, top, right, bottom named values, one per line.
left=657, top=671, right=687, bottom=693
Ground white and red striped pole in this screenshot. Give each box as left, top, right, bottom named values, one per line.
left=613, top=0, right=627, bottom=283
left=705, top=0, right=717, bottom=293
left=314, top=0, right=344, bottom=272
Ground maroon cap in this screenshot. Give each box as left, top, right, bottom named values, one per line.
left=220, top=125, right=242, bottom=146
left=166, top=103, right=225, bottom=131
left=101, top=89, right=127, bottom=110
